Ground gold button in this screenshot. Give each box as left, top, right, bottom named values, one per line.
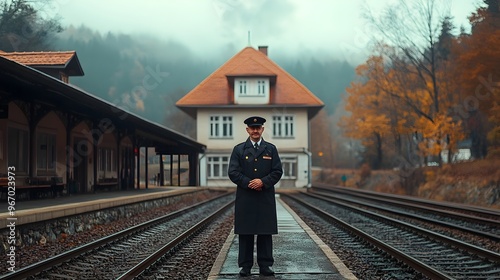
left=254, top=169, right=257, bottom=172
left=245, top=156, right=248, bottom=159
left=254, top=159, right=257, bottom=162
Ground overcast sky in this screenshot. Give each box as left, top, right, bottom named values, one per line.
left=51, top=0, right=481, bottom=64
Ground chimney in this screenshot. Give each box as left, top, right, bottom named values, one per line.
left=258, top=46, right=268, bottom=56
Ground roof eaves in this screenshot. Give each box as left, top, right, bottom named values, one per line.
left=0, top=56, right=203, bottom=152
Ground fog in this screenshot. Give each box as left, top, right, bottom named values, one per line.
left=56, top=25, right=355, bottom=126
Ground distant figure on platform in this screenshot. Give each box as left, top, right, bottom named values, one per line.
left=228, top=116, right=283, bottom=277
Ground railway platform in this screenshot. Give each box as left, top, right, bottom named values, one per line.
left=0, top=188, right=358, bottom=279
left=0, top=186, right=199, bottom=228
left=208, top=195, right=357, bottom=280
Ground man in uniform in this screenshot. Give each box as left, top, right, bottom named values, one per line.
left=228, top=116, right=283, bottom=277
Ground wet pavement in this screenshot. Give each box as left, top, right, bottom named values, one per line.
left=208, top=196, right=357, bottom=279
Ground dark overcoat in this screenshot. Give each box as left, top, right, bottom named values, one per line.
left=228, top=138, right=283, bottom=235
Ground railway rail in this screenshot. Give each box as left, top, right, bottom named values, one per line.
left=282, top=191, right=500, bottom=279
left=3, top=185, right=499, bottom=279
left=129, top=208, right=234, bottom=279
left=311, top=184, right=500, bottom=245
left=0, top=192, right=234, bottom=280
left=314, top=183, right=500, bottom=219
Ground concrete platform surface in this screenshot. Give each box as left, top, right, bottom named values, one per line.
left=208, top=195, right=357, bottom=279
left=0, top=186, right=199, bottom=228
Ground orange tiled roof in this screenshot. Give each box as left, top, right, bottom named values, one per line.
left=0, top=51, right=76, bottom=66
left=176, top=46, right=324, bottom=107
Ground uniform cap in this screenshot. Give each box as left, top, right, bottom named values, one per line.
left=244, top=116, right=266, bottom=127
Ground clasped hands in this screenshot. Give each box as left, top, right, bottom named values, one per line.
left=248, top=178, right=263, bottom=191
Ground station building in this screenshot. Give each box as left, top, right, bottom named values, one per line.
left=176, top=46, right=324, bottom=188
left=0, top=51, right=205, bottom=197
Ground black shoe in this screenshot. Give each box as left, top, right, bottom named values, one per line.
left=259, top=266, right=274, bottom=276
left=239, top=267, right=251, bottom=277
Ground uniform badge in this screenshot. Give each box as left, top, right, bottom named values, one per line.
left=263, top=155, right=272, bottom=160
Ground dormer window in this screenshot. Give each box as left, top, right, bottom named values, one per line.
left=234, top=78, right=269, bottom=104
left=235, top=78, right=269, bottom=96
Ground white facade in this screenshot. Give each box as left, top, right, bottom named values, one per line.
left=197, top=108, right=311, bottom=188
left=177, top=46, right=324, bottom=188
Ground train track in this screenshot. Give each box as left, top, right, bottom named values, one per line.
left=282, top=192, right=500, bottom=279
left=313, top=183, right=500, bottom=219
left=125, top=205, right=234, bottom=279
left=0, top=193, right=234, bottom=280
left=311, top=184, right=500, bottom=244
left=116, top=200, right=233, bottom=279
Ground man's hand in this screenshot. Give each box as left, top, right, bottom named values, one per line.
left=248, top=178, right=263, bottom=191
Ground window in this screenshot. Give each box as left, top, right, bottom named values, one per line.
left=257, top=80, right=266, bottom=95
left=272, top=115, right=294, bottom=137
left=282, top=157, right=297, bottom=179
left=207, top=156, right=229, bottom=178
left=235, top=78, right=269, bottom=97
left=37, top=132, right=56, bottom=173
left=8, top=127, right=29, bottom=173
left=98, top=148, right=116, bottom=173
left=239, top=80, right=247, bottom=94
left=210, top=116, right=233, bottom=138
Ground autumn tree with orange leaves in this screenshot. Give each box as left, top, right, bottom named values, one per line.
left=343, top=0, right=500, bottom=169
left=340, top=55, right=399, bottom=169
left=342, top=0, right=470, bottom=169
left=452, top=0, right=500, bottom=158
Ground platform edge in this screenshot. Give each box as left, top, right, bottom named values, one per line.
left=207, top=228, right=235, bottom=280
left=277, top=196, right=358, bottom=280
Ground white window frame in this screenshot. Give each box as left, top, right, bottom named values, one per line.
left=36, top=132, right=56, bottom=174
left=98, top=148, right=116, bottom=173
left=207, top=156, right=229, bottom=179
left=235, top=78, right=269, bottom=97
left=272, top=115, right=294, bottom=138
left=281, top=157, right=297, bottom=179
left=257, top=80, right=266, bottom=95
left=210, top=116, right=233, bottom=138
left=239, top=80, right=247, bottom=95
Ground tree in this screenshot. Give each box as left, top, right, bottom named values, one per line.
left=453, top=0, right=500, bottom=158
left=341, top=35, right=467, bottom=169
left=362, top=0, right=466, bottom=165
left=340, top=55, right=392, bottom=169
left=0, top=0, right=61, bottom=51
left=363, top=0, right=447, bottom=117
left=310, top=109, right=335, bottom=168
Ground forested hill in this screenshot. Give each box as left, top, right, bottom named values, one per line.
left=54, top=26, right=355, bottom=127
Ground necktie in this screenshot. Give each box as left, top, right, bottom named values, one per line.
left=254, top=143, right=259, bottom=150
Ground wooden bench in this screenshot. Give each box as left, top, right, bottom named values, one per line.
left=50, top=177, right=65, bottom=197
left=94, top=178, right=118, bottom=192
left=0, top=177, right=8, bottom=187
left=0, top=180, right=49, bottom=200
left=1, top=176, right=65, bottom=200
left=24, top=177, right=52, bottom=199
left=0, top=177, right=9, bottom=200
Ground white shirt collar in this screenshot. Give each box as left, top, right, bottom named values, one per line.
left=251, top=139, right=262, bottom=146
